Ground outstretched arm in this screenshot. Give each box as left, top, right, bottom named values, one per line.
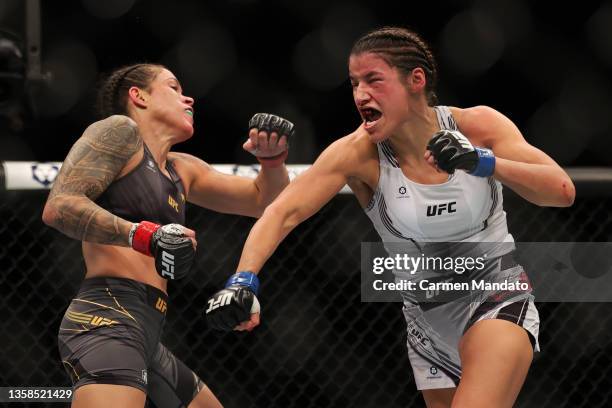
left=174, top=114, right=292, bottom=218
left=205, top=134, right=368, bottom=331
left=236, top=141, right=350, bottom=274
left=171, top=152, right=289, bottom=218
left=42, top=115, right=142, bottom=245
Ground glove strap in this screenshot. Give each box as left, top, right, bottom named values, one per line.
left=469, top=148, right=496, bottom=177
left=225, top=271, right=260, bottom=295
left=132, top=221, right=160, bottom=256
left=257, top=150, right=288, bottom=168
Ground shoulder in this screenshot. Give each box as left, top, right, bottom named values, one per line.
left=84, top=115, right=139, bottom=139
left=167, top=151, right=214, bottom=190
left=450, top=105, right=521, bottom=146
left=168, top=151, right=208, bottom=167
left=80, top=115, right=143, bottom=155
left=315, top=126, right=378, bottom=190
left=321, top=126, right=378, bottom=170
left=168, top=152, right=215, bottom=180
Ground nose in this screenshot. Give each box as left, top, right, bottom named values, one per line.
left=183, top=95, right=194, bottom=106
left=354, top=85, right=370, bottom=106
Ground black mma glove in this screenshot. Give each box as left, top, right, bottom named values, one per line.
left=426, top=130, right=496, bottom=177
left=130, top=221, right=195, bottom=280
left=206, top=271, right=261, bottom=331
left=248, top=113, right=294, bottom=167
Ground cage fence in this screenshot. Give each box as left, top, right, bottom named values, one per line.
left=1, top=168, right=611, bottom=408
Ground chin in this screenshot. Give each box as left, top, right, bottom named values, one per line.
left=365, top=127, right=390, bottom=144
left=177, top=125, right=194, bottom=142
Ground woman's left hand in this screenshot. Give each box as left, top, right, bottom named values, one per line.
left=243, top=113, right=293, bottom=158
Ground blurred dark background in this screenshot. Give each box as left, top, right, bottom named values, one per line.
left=1, top=0, right=611, bottom=166
left=2, top=1, right=612, bottom=407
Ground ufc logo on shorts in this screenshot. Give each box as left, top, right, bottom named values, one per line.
left=426, top=201, right=457, bottom=217
left=161, top=251, right=175, bottom=279
left=407, top=322, right=430, bottom=347
left=206, top=292, right=233, bottom=314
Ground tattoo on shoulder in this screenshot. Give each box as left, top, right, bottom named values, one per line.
left=51, top=115, right=141, bottom=198
left=46, top=115, right=142, bottom=245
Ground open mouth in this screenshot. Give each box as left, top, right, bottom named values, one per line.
left=185, top=108, right=194, bottom=117
left=361, top=107, right=382, bottom=128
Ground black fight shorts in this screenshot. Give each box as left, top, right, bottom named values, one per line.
left=58, top=277, right=204, bottom=407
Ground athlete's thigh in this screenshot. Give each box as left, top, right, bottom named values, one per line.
left=147, top=343, right=221, bottom=408
left=452, top=319, right=533, bottom=408
left=188, top=385, right=223, bottom=408
left=422, top=388, right=456, bottom=408
left=71, top=384, right=145, bottom=408
left=58, top=288, right=151, bottom=394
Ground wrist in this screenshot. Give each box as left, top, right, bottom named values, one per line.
left=257, top=150, right=288, bottom=168
left=131, top=221, right=161, bottom=256
left=470, top=148, right=495, bottom=177
left=225, top=271, right=260, bottom=295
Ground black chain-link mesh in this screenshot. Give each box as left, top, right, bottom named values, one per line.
left=1, top=189, right=611, bottom=407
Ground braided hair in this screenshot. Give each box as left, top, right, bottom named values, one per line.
left=96, top=63, right=164, bottom=118
left=351, top=27, right=438, bottom=106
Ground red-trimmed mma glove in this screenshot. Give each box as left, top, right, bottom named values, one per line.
left=129, top=221, right=195, bottom=280
left=248, top=113, right=295, bottom=168
left=205, top=272, right=261, bottom=331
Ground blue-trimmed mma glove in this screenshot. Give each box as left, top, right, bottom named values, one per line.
left=205, top=272, right=261, bottom=331
left=248, top=113, right=295, bottom=167
left=426, top=130, right=495, bottom=177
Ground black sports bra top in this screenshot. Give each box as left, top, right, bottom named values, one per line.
left=96, top=145, right=186, bottom=226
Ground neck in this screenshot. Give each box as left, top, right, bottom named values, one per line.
left=132, top=115, right=175, bottom=169
left=388, top=104, right=439, bottom=163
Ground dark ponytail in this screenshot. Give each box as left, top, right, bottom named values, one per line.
left=96, top=63, right=164, bottom=118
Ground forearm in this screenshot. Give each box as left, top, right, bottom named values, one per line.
left=253, top=165, right=290, bottom=212
left=43, top=194, right=133, bottom=245
left=494, top=158, right=575, bottom=207
left=237, top=205, right=297, bottom=274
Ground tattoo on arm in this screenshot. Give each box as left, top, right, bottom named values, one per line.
left=45, top=115, right=142, bottom=245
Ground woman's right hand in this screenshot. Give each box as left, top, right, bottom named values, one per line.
left=130, top=222, right=197, bottom=280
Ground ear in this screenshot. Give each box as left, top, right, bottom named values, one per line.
left=127, top=86, right=148, bottom=109
left=406, top=67, right=427, bottom=94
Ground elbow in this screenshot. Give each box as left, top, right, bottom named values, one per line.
left=251, top=184, right=271, bottom=219
left=535, top=177, right=575, bottom=207
left=253, top=199, right=269, bottom=218
left=42, top=201, right=58, bottom=227
left=42, top=195, right=71, bottom=228
left=254, top=189, right=286, bottom=218
left=251, top=201, right=267, bottom=219
left=253, top=171, right=291, bottom=218
left=559, top=178, right=576, bottom=207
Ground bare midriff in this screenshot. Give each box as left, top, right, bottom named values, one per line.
left=82, top=241, right=167, bottom=293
